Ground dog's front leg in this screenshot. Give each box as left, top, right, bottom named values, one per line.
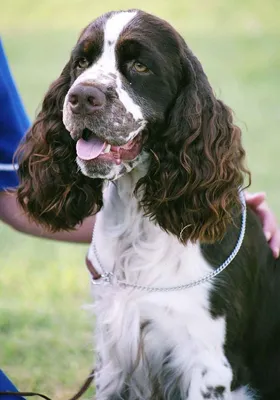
left=94, top=352, right=126, bottom=400
left=187, top=352, right=232, bottom=400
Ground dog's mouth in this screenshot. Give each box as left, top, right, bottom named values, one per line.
left=76, top=129, right=143, bottom=165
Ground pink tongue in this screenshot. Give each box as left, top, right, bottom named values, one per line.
left=76, top=136, right=106, bottom=160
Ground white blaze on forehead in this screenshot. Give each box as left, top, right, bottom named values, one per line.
left=104, top=11, right=137, bottom=44
left=69, top=10, right=144, bottom=123
left=104, top=11, right=144, bottom=122
left=93, top=11, right=137, bottom=77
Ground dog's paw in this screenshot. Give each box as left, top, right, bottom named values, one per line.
left=188, top=363, right=232, bottom=400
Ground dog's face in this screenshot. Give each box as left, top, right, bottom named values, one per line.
left=63, top=10, right=181, bottom=180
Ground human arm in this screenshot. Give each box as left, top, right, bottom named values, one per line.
left=245, top=192, right=280, bottom=258
left=0, top=190, right=94, bottom=243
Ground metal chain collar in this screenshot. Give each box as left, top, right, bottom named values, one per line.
left=91, top=190, right=247, bottom=292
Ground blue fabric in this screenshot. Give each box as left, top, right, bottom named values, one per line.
left=0, top=39, right=30, bottom=190
left=0, top=370, right=25, bottom=400
left=0, top=43, right=28, bottom=400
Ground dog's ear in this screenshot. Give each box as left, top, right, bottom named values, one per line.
left=16, top=62, right=103, bottom=232
left=139, top=42, right=250, bottom=243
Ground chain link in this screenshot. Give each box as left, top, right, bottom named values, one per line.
left=91, top=190, right=247, bottom=292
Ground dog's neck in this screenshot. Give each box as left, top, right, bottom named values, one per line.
left=107, top=159, right=149, bottom=206
left=119, top=165, right=147, bottom=197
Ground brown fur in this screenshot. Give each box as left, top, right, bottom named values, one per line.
left=137, top=43, right=250, bottom=243
left=16, top=62, right=103, bottom=231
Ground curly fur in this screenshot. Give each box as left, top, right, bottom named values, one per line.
left=137, top=45, right=250, bottom=243
left=16, top=63, right=103, bottom=231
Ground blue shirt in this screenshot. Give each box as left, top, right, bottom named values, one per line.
left=0, top=39, right=30, bottom=190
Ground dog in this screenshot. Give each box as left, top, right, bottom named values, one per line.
left=17, top=9, right=280, bottom=400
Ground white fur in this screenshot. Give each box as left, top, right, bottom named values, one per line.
left=88, top=166, right=255, bottom=399
left=76, top=156, right=123, bottom=180
left=104, top=11, right=137, bottom=45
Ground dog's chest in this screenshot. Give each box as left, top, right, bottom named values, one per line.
left=87, top=178, right=226, bottom=360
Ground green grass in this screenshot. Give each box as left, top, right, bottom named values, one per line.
left=1, top=0, right=280, bottom=398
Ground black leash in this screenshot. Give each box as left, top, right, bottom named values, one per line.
left=0, top=369, right=95, bottom=400
left=0, top=391, right=52, bottom=400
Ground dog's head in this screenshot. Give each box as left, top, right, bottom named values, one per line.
left=17, top=10, right=249, bottom=242
left=62, top=10, right=182, bottom=181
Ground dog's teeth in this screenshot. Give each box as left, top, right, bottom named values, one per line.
left=103, top=144, right=111, bottom=153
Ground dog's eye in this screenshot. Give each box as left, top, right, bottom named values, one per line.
left=132, top=61, right=149, bottom=73
left=77, top=57, right=89, bottom=69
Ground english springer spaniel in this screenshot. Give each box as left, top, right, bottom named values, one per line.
left=17, top=9, right=280, bottom=400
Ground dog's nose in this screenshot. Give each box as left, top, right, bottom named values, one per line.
left=68, top=85, right=106, bottom=114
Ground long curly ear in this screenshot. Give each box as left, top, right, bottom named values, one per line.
left=139, top=43, right=250, bottom=243
left=16, top=62, right=103, bottom=231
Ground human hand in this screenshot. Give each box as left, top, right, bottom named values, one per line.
left=245, top=192, right=280, bottom=258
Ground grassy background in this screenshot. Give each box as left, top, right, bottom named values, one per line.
left=1, top=0, right=279, bottom=398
